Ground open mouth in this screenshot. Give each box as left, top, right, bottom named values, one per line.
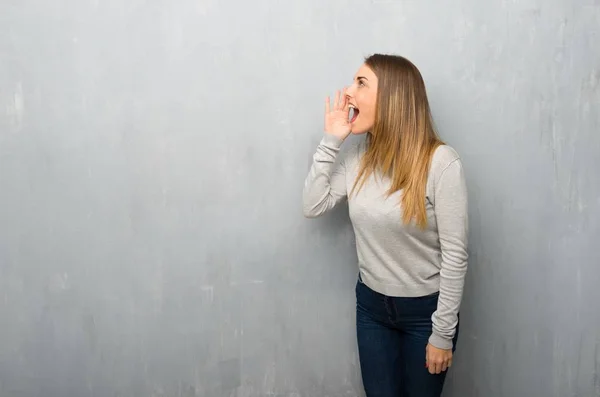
left=349, top=105, right=359, bottom=123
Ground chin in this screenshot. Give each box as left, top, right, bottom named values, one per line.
left=350, top=124, right=370, bottom=135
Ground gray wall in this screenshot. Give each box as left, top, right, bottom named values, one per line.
left=0, top=1, right=598, bottom=396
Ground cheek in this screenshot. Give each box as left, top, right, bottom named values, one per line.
left=363, top=103, right=376, bottom=124
left=358, top=95, right=376, bottom=121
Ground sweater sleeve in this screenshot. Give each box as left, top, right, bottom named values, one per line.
left=302, top=134, right=348, bottom=218
left=429, top=158, right=469, bottom=350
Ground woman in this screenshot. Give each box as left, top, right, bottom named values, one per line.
left=302, top=54, right=468, bottom=397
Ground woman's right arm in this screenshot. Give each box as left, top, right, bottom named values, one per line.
left=302, top=134, right=348, bottom=218
left=303, top=89, right=352, bottom=218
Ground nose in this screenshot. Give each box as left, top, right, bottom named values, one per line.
left=346, top=83, right=356, bottom=98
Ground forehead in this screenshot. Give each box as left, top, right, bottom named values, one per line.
left=354, top=64, right=377, bottom=80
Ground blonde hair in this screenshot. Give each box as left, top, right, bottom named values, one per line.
left=351, top=54, right=443, bottom=228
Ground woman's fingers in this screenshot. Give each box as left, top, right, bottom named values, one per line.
left=326, top=88, right=349, bottom=124
left=326, top=88, right=350, bottom=113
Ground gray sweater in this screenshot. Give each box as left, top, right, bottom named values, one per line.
left=303, top=134, right=468, bottom=350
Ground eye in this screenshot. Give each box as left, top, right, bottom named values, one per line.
left=358, top=80, right=365, bottom=87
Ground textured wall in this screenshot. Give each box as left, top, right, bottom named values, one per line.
left=0, top=1, right=598, bottom=396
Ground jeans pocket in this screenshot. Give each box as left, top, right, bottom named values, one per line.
left=357, top=271, right=364, bottom=284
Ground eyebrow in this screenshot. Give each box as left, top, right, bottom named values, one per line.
left=356, top=76, right=369, bottom=81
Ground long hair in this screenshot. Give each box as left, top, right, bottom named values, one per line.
left=350, top=54, right=443, bottom=229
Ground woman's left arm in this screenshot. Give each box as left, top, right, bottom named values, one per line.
left=426, top=157, right=469, bottom=373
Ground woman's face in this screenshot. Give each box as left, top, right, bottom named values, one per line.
left=346, top=64, right=378, bottom=134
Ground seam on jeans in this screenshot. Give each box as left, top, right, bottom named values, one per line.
left=384, top=297, right=395, bottom=323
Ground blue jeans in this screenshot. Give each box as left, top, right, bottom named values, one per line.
left=355, top=276, right=459, bottom=397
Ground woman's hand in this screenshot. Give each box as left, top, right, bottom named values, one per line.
left=425, top=343, right=453, bottom=375
left=324, top=88, right=352, bottom=141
